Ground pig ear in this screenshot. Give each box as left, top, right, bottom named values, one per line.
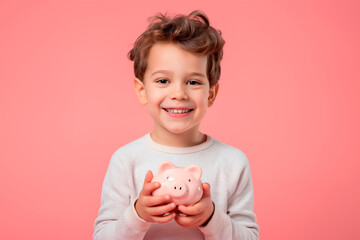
left=158, top=161, right=176, bottom=174
left=185, top=165, right=202, bottom=180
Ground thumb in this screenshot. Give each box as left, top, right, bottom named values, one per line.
left=144, top=170, right=153, bottom=184
left=202, top=182, right=211, bottom=197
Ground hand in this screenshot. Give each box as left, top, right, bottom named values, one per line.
left=175, top=183, right=215, bottom=228
left=135, top=170, right=177, bottom=223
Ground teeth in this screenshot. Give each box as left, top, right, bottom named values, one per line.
left=166, top=109, right=190, bottom=113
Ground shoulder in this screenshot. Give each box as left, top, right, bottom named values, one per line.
left=113, top=135, right=147, bottom=156
left=199, top=136, right=252, bottom=182
left=202, top=137, right=254, bottom=198
left=109, top=134, right=148, bottom=167
left=209, top=137, right=249, bottom=167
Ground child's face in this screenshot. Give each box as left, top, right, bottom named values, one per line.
left=134, top=42, right=218, bottom=136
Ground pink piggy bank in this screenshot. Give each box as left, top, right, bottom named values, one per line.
left=152, top=161, right=203, bottom=206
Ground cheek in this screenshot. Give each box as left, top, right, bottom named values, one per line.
left=147, top=90, right=165, bottom=104
left=194, top=90, right=209, bottom=107
left=145, top=92, right=161, bottom=110
left=194, top=95, right=209, bottom=112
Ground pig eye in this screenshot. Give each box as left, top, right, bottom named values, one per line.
left=188, top=179, right=191, bottom=182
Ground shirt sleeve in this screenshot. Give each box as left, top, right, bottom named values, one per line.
left=199, top=159, right=259, bottom=240
left=93, top=152, right=151, bottom=240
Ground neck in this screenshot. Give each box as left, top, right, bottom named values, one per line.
left=150, top=126, right=206, bottom=148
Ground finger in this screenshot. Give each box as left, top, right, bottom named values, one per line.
left=178, top=204, right=202, bottom=216
left=145, top=194, right=172, bottom=207
left=142, top=181, right=161, bottom=196
left=143, top=170, right=153, bottom=184
left=152, top=212, right=176, bottom=224
left=148, top=202, right=177, bottom=216
left=202, top=182, right=211, bottom=197
left=175, top=214, right=201, bottom=228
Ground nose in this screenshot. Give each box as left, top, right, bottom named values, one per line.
left=170, top=83, right=188, bottom=101
left=170, top=182, right=188, bottom=198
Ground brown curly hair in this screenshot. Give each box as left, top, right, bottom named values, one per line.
left=128, top=10, right=225, bottom=87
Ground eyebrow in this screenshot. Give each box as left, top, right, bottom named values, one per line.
left=151, top=70, right=206, bottom=78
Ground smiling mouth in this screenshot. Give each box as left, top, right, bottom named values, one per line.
left=163, top=108, right=193, bottom=114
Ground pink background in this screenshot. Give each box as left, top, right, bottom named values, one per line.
left=1, top=0, right=359, bottom=239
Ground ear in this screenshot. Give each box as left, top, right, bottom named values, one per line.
left=208, top=83, right=219, bottom=107
left=185, top=165, right=202, bottom=180
left=158, top=161, right=176, bottom=175
left=134, top=77, right=147, bottom=105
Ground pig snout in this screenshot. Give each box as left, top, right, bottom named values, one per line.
left=169, top=182, right=188, bottom=198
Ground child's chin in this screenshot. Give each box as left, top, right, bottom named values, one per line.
left=165, top=126, right=191, bottom=134
left=167, top=129, right=189, bottom=134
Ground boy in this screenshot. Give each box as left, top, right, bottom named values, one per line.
left=94, top=10, right=259, bottom=240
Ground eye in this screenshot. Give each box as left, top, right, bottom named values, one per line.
left=187, top=80, right=201, bottom=85
left=156, top=79, right=169, bottom=84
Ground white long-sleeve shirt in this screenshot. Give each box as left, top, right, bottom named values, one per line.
left=94, top=133, right=259, bottom=240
